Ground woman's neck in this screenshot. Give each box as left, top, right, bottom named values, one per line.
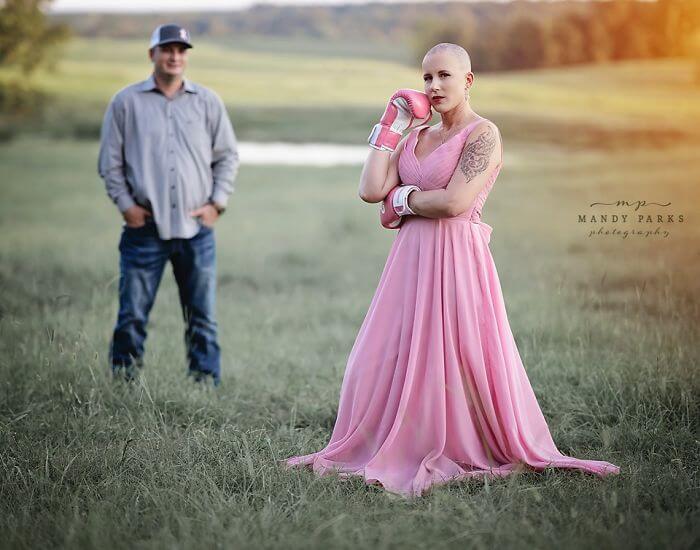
left=440, top=101, right=477, bottom=130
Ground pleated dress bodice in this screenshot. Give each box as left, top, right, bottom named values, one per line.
left=398, top=117, right=502, bottom=223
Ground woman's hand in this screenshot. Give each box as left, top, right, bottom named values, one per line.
left=380, top=185, right=420, bottom=228
left=367, top=90, right=432, bottom=152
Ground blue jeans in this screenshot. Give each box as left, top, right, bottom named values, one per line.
left=110, top=219, right=220, bottom=384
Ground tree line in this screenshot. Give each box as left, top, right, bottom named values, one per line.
left=2, top=0, right=700, bottom=132
left=49, top=1, right=700, bottom=71
left=0, top=0, right=70, bottom=129
left=415, top=0, right=699, bottom=71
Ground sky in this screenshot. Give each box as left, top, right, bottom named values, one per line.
left=49, top=0, right=476, bottom=13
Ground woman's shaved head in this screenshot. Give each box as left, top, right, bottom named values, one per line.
left=422, top=42, right=474, bottom=113
left=423, top=43, right=472, bottom=74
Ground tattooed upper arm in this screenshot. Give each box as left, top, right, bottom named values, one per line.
left=458, top=123, right=500, bottom=184
left=437, top=122, right=502, bottom=217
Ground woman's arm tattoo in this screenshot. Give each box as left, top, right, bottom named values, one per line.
left=459, top=126, right=497, bottom=183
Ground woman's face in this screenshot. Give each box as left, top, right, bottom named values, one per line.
left=422, top=51, right=470, bottom=113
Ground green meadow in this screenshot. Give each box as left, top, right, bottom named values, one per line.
left=0, top=38, right=698, bottom=548
left=3, top=38, right=700, bottom=144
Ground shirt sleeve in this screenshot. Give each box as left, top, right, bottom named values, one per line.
left=97, top=95, right=135, bottom=213
left=208, top=92, right=239, bottom=208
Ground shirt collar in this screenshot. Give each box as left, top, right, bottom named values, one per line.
left=139, top=74, right=158, bottom=92
left=139, top=74, right=197, bottom=94
left=183, top=78, right=196, bottom=93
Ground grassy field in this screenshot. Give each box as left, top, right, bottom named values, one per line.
left=0, top=132, right=698, bottom=548
left=3, top=38, right=700, bottom=145
left=1, top=39, right=699, bottom=548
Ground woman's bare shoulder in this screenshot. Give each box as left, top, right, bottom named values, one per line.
left=459, top=119, right=502, bottom=167
left=466, top=119, right=501, bottom=146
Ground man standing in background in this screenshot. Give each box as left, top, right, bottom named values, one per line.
left=98, top=24, right=239, bottom=386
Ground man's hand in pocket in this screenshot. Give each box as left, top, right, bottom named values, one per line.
left=123, top=205, right=152, bottom=228
left=190, top=203, right=220, bottom=228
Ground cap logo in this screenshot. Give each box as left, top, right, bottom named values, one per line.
left=180, top=29, right=188, bottom=40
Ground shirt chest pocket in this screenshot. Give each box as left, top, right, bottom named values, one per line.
left=183, top=116, right=211, bottom=150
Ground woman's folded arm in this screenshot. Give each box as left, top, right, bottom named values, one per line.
left=358, top=134, right=410, bottom=203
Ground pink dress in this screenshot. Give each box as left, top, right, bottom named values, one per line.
left=286, top=117, right=621, bottom=497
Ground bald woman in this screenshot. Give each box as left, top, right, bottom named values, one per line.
left=285, top=43, right=621, bottom=497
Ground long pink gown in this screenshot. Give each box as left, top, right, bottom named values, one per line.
left=286, top=117, right=621, bottom=497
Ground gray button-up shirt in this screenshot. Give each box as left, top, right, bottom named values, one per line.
left=98, top=74, right=239, bottom=239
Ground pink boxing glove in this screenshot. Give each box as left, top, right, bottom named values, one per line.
left=380, top=185, right=420, bottom=229
left=368, top=90, right=432, bottom=152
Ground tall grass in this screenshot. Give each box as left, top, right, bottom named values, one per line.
left=0, top=133, right=698, bottom=548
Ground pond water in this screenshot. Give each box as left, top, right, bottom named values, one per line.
left=238, top=141, right=525, bottom=167
left=238, top=141, right=369, bottom=166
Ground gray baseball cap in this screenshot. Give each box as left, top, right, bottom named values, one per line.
left=149, top=24, right=193, bottom=50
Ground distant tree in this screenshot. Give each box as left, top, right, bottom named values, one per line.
left=689, top=29, right=700, bottom=84
left=499, top=17, right=547, bottom=70
left=656, top=0, right=686, bottom=56
left=586, top=18, right=615, bottom=63
left=411, top=12, right=477, bottom=66
left=192, top=19, right=211, bottom=37
left=553, top=13, right=613, bottom=65
left=0, top=0, right=70, bottom=75
left=597, top=0, right=635, bottom=61
left=547, top=16, right=587, bottom=66
left=596, top=0, right=693, bottom=61
left=464, top=23, right=505, bottom=73
left=0, top=0, right=70, bottom=124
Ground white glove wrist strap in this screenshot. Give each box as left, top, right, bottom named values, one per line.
left=394, top=186, right=419, bottom=216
